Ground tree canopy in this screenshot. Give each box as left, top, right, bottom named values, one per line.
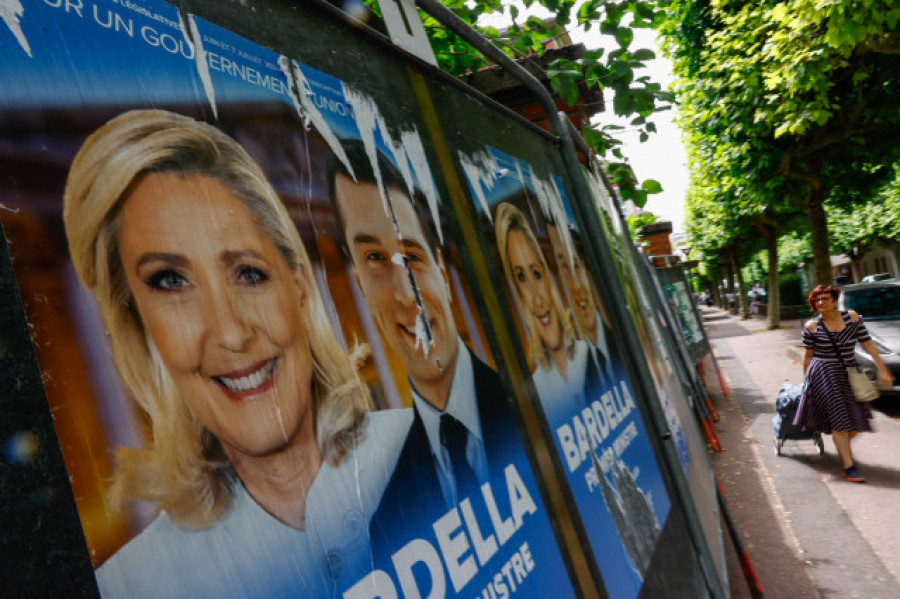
left=661, top=0, right=900, bottom=286
left=828, top=165, right=900, bottom=262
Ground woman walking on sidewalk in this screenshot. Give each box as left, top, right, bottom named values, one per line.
left=795, top=284, right=894, bottom=482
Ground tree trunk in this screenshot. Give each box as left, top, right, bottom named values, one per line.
left=848, top=249, right=863, bottom=283
left=761, top=224, right=780, bottom=329
left=892, top=240, right=900, bottom=277
left=730, top=246, right=750, bottom=319
left=724, top=260, right=735, bottom=312
left=808, top=185, right=832, bottom=286
left=711, top=272, right=722, bottom=307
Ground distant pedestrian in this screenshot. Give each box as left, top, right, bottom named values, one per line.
left=794, top=284, right=894, bottom=482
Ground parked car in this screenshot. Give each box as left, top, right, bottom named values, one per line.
left=861, top=273, right=895, bottom=283
left=838, top=282, right=900, bottom=395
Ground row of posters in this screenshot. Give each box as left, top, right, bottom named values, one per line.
left=583, top=170, right=723, bottom=578
left=0, top=1, right=710, bottom=597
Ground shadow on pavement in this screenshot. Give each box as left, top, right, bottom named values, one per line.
left=725, top=383, right=772, bottom=415
left=872, top=396, right=900, bottom=419
left=782, top=452, right=900, bottom=489
left=705, top=365, right=820, bottom=598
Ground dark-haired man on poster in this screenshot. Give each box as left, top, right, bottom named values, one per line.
left=328, top=142, right=507, bottom=513
left=547, top=221, right=616, bottom=390
left=328, top=141, right=570, bottom=598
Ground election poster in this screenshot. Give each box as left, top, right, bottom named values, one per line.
left=0, top=1, right=576, bottom=597
left=460, top=145, right=672, bottom=599
left=663, top=282, right=703, bottom=348
left=656, top=263, right=712, bottom=364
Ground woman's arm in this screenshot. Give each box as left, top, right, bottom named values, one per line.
left=859, top=339, right=894, bottom=387
left=802, top=319, right=816, bottom=377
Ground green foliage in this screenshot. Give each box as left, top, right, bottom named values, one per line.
left=777, top=231, right=812, bottom=273
left=364, top=1, right=670, bottom=204
left=662, top=0, right=900, bottom=285
left=626, top=210, right=661, bottom=243
left=779, top=272, right=805, bottom=306
left=827, top=164, right=900, bottom=257
left=740, top=231, right=817, bottom=280
left=603, top=161, right=661, bottom=208
left=741, top=252, right=766, bottom=285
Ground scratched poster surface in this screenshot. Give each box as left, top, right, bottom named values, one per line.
left=460, top=146, right=671, bottom=599
left=583, top=170, right=693, bottom=477
left=0, top=1, right=575, bottom=598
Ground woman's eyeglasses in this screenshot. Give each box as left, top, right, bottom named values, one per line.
left=814, top=296, right=833, bottom=303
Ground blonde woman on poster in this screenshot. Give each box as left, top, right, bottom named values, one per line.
left=494, top=202, right=600, bottom=419
left=63, top=109, right=409, bottom=598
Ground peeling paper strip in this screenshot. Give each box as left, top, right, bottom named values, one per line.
left=1, top=0, right=32, bottom=57
left=414, top=311, right=432, bottom=357
left=457, top=147, right=499, bottom=223
left=342, top=82, right=443, bottom=244
left=532, top=167, right=576, bottom=267
left=340, top=86, right=389, bottom=216
left=399, top=129, right=442, bottom=245
left=514, top=158, right=525, bottom=185
left=392, top=243, right=435, bottom=358
left=179, top=12, right=217, bottom=119
left=279, top=56, right=355, bottom=182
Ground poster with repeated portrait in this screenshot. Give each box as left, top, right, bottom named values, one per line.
left=459, top=145, right=672, bottom=599
left=0, top=1, right=577, bottom=597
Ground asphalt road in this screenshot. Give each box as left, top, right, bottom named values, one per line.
left=701, top=306, right=900, bottom=599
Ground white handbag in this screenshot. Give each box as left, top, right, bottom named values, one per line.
left=822, top=319, right=880, bottom=402
left=846, top=365, right=880, bottom=402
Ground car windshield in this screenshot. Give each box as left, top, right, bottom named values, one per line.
left=842, top=287, right=900, bottom=320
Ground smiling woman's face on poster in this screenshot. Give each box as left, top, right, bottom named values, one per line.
left=58, top=108, right=412, bottom=597
left=505, top=228, right=563, bottom=358
left=116, top=172, right=316, bottom=460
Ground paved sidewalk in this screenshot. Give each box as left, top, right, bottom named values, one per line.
left=700, top=307, right=900, bottom=599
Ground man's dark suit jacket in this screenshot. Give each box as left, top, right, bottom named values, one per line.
left=368, top=347, right=519, bottom=559
left=360, top=348, right=577, bottom=599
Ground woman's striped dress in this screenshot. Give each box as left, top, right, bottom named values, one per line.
left=794, top=311, right=874, bottom=433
